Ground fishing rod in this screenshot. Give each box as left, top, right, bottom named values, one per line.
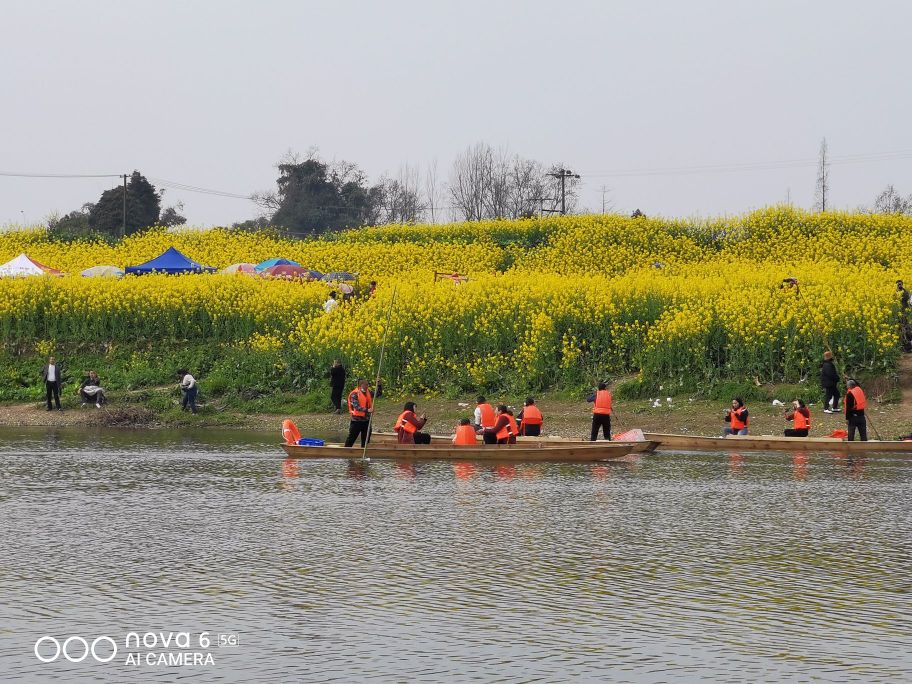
left=780, top=277, right=883, bottom=439
left=361, top=285, right=398, bottom=462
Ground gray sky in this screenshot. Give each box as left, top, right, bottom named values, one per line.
left=3, top=0, right=911, bottom=226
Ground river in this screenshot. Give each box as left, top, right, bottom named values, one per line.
left=1, top=428, right=910, bottom=683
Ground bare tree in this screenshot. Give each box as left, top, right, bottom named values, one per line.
left=449, top=143, right=491, bottom=221
left=814, top=138, right=830, bottom=211
left=377, top=164, right=426, bottom=224
left=424, top=158, right=441, bottom=223
left=871, top=184, right=912, bottom=214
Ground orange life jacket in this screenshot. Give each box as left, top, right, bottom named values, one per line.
left=521, top=405, right=543, bottom=426
left=348, top=388, right=373, bottom=418
left=792, top=408, right=810, bottom=430
left=592, top=389, right=612, bottom=415
left=845, top=386, right=866, bottom=413
left=730, top=406, right=748, bottom=430
left=394, top=411, right=417, bottom=434
left=282, top=419, right=301, bottom=445
left=453, top=425, right=477, bottom=445
left=495, top=414, right=517, bottom=441
left=477, top=403, right=496, bottom=428
left=506, top=413, right=519, bottom=438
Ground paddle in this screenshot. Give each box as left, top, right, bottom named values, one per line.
left=361, top=286, right=398, bottom=462
left=781, top=277, right=883, bottom=439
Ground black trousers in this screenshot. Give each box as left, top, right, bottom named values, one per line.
left=345, top=420, right=372, bottom=448
left=482, top=432, right=498, bottom=444
left=591, top=414, right=611, bottom=441
left=823, top=385, right=839, bottom=410
left=784, top=428, right=809, bottom=437
left=847, top=414, right=867, bottom=441
left=521, top=423, right=541, bottom=437
left=330, top=385, right=344, bottom=410
left=45, top=381, right=60, bottom=409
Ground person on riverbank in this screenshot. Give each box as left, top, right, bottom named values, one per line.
left=323, top=291, right=338, bottom=313
left=344, top=378, right=373, bottom=447
left=178, top=370, right=198, bottom=413
left=821, top=351, right=840, bottom=413
left=517, top=397, right=543, bottom=436
left=41, top=356, right=62, bottom=411
left=394, top=401, right=429, bottom=444
left=899, top=280, right=911, bottom=352
left=722, top=398, right=749, bottom=436
left=329, top=359, right=346, bottom=413
left=844, top=379, right=868, bottom=441
left=452, top=418, right=477, bottom=445
left=483, top=405, right=517, bottom=444
left=784, top=399, right=811, bottom=437
left=78, top=370, right=106, bottom=408
left=474, top=395, right=496, bottom=436
left=587, top=382, right=612, bottom=441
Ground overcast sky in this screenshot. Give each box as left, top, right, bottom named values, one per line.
left=2, top=0, right=911, bottom=226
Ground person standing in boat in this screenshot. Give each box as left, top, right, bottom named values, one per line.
left=329, top=359, right=346, bottom=414
left=517, top=397, right=543, bottom=436
left=821, top=351, right=840, bottom=413
left=844, top=379, right=868, bottom=441
left=394, top=401, right=429, bottom=444
left=475, top=395, right=498, bottom=442
left=783, top=399, right=811, bottom=437
left=483, top=405, right=517, bottom=444
left=344, top=378, right=374, bottom=448
left=722, top=398, right=749, bottom=436
left=587, top=382, right=613, bottom=441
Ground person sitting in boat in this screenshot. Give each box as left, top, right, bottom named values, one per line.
left=783, top=399, right=811, bottom=437
left=483, top=405, right=518, bottom=444
left=394, top=401, right=429, bottom=444
left=517, top=397, right=543, bottom=436
left=78, top=370, right=106, bottom=408
left=474, top=395, right=496, bottom=433
left=722, top=398, right=749, bottom=436
left=452, top=418, right=478, bottom=445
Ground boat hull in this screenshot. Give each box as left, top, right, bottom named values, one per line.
left=644, top=432, right=912, bottom=453
left=281, top=441, right=637, bottom=463
left=371, top=431, right=657, bottom=453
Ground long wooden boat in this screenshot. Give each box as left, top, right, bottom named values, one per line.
left=370, top=431, right=658, bottom=453
left=281, top=441, right=637, bottom=463
left=644, top=432, right=912, bottom=453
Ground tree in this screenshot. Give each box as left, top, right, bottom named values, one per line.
left=376, top=165, right=426, bottom=224
left=88, top=171, right=161, bottom=238
left=814, top=138, right=830, bottom=212
left=871, top=185, right=912, bottom=215
left=158, top=202, right=186, bottom=227
left=255, top=152, right=382, bottom=236
left=46, top=203, right=95, bottom=240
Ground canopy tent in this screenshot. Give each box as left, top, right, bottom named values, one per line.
left=81, top=265, right=124, bottom=278
left=321, top=271, right=357, bottom=282
left=0, top=253, right=64, bottom=277
left=255, top=258, right=300, bottom=272
left=124, top=247, right=216, bottom=275
left=221, top=263, right=257, bottom=275
left=261, top=264, right=321, bottom=280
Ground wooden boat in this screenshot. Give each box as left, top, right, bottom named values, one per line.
left=644, top=432, right=912, bottom=453
left=371, top=431, right=657, bottom=453
left=281, top=440, right=637, bottom=463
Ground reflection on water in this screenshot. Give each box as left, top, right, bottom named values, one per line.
left=1, top=428, right=911, bottom=683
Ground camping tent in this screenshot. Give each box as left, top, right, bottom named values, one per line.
left=0, top=253, right=64, bottom=277
left=81, top=265, right=125, bottom=278
left=125, top=247, right=216, bottom=275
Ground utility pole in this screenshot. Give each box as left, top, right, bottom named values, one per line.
left=600, top=185, right=611, bottom=214
left=122, top=173, right=128, bottom=239
left=814, top=138, right=829, bottom=212
left=547, top=168, right=580, bottom=215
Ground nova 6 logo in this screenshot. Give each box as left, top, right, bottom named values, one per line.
left=34, top=632, right=231, bottom=666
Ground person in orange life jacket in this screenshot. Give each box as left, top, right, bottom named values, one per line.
left=452, top=418, right=478, bottom=445
left=473, top=395, right=496, bottom=431
left=784, top=399, right=811, bottom=437
left=722, top=398, right=749, bottom=436
left=344, top=378, right=374, bottom=448
left=483, top=405, right=518, bottom=444
left=517, top=397, right=543, bottom=436
left=394, top=401, right=429, bottom=444
left=844, top=379, right=868, bottom=442
left=587, top=382, right=613, bottom=441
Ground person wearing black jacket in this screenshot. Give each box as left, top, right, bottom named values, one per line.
left=844, top=379, right=867, bottom=442
left=329, top=359, right=346, bottom=414
left=40, top=356, right=62, bottom=411
left=821, top=351, right=840, bottom=413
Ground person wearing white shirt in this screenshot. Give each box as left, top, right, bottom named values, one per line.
left=41, top=356, right=62, bottom=411
left=323, top=291, right=338, bottom=313
left=178, top=369, right=198, bottom=414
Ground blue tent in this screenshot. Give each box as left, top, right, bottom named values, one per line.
left=255, top=257, right=301, bottom=272
left=125, top=247, right=216, bottom=275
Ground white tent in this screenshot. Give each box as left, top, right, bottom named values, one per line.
left=0, top=253, right=63, bottom=277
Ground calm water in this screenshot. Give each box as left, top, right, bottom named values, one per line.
left=0, top=428, right=910, bottom=683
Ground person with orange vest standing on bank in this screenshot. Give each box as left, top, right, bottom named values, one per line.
left=784, top=399, right=811, bottom=437
left=344, top=378, right=374, bottom=448
left=394, top=401, right=428, bottom=444
left=844, top=379, right=868, bottom=441
left=587, top=382, right=613, bottom=441
left=722, top=398, right=749, bottom=436
left=517, top=397, right=544, bottom=436
left=452, top=418, right=478, bottom=445
left=483, top=405, right=518, bottom=444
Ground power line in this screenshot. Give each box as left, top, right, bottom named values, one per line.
left=0, top=171, right=121, bottom=178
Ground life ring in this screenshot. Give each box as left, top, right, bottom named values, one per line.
left=282, top=419, right=302, bottom=445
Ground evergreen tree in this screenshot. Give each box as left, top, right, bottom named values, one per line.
left=89, top=171, right=161, bottom=237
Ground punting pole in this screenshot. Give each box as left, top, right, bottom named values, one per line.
left=361, top=285, right=398, bottom=462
